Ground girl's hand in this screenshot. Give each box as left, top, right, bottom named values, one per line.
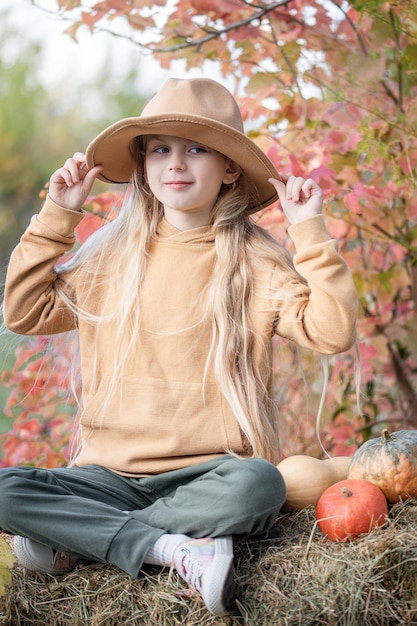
left=269, top=175, right=323, bottom=224
left=48, top=152, right=102, bottom=212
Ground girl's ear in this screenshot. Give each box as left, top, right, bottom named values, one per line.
left=223, top=160, right=242, bottom=185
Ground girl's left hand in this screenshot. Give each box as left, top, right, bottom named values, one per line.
left=269, top=175, right=323, bottom=224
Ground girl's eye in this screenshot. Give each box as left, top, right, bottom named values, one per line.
left=147, top=143, right=208, bottom=155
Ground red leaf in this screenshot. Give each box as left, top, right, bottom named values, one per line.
left=75, top=213, right=103, bottom=244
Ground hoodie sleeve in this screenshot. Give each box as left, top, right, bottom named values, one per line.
left=3, top=197, right=84, bottom=335
left=273, top=215, right=358, bottom=354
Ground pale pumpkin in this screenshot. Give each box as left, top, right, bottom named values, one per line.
left=348, top=429, right=417, bottom=504
left=323, top=455, right=352, bottom=482
left=316, top=478, right=388, bottom=542
left=277, top=454, right=352, bottom=512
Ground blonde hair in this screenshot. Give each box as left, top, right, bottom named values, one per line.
left=55, top=141, right=300, bottom=464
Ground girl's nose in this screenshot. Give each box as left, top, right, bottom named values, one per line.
left=168, top=151, right=186, bottom=170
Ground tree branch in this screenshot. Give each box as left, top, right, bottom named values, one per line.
left=327, top=0, right=368, bottom=54
left=149, top=0, right=293, bottom=53
left=387, top=341, right=417, bottom=428
left=388, top=7, right=405, bottom=114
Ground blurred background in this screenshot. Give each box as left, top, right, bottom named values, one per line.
left=1, top=0, right=166, bottom=269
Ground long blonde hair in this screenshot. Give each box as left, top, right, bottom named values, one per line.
left=55, top=142, right=300, bottom=464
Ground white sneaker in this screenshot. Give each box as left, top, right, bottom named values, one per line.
left=13, top=536, right=92, bottom=574
left=173, top=536, right=234, bottom=616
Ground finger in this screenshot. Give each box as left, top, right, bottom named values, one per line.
left=288, top=176, right=307, bottom=201
left=300, top=178, right=316, bottom=199
left=63, top=154, right=91, bottom=184
left=66, top=153, right=87, bottom=176
left=51, top=166, right=75, bottom=188
left=83, top=165, right=103, bottom=186
left=73, top=152, right=87, bottom=166
left=62, top=158, right=84, bottom=184
left=269, top=177, right=285, bottom=194
left=283, top=175, right=297, bottom=200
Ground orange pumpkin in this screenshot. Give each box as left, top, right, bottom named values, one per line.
left=348, top=429, right=417, bottom=503
left=316, top=479, right=388, bottom=542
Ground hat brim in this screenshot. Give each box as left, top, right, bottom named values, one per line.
left=85, top=114, right=280, bottom=213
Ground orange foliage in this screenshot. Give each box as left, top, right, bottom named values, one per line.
left=0, top=336, right=77, bottom=468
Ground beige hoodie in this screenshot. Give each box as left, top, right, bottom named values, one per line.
left=3, top=198, right=358, bottom=476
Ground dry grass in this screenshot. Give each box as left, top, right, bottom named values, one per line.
left=1, top=501, right=417, bottom=626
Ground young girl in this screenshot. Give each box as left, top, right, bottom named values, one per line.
left=0, top=77, right=357, bottom=616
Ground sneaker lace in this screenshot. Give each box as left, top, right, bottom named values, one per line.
left=180, top=550, right=203, bottom=591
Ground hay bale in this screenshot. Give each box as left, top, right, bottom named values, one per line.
left=1, top=501, right=416, bottom=625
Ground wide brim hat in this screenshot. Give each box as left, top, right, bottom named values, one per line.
left=85, top=77, right=280, bottom=213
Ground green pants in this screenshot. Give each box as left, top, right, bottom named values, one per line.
left=0, top=457, right=285, bottom=577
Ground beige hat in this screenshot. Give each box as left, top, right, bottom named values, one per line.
left=85, top=77, right=280, bottom=212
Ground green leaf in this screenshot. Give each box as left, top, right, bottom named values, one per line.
left=246, top=72, right=276, bottom=94
left=0, top=535, right=16, bottom=596
left=350, top=0, right=387, bottom=10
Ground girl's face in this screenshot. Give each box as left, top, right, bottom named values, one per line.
left=144, top=135, right=240, bottom=230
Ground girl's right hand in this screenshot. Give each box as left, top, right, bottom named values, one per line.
left=48, top=152, right=103, bottom=212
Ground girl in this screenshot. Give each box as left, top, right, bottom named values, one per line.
left=0, top=77, right=357, bottom=617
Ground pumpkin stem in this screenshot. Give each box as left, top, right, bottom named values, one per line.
left=341, top=487, right=353, bottom=498
left=382, top=428, right=391, bottom=442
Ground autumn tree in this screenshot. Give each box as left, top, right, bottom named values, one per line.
left=1, top=0, right=416, bottom=465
